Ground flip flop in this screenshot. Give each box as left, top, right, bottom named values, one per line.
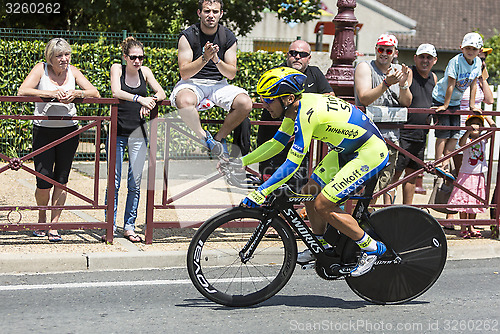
left=124, top=234, right=143, bottom=243
left=48, top=232, right=62, bottom=242
left=435, top=167, right=456, bottom=181
left=33, top=230, right=46, bottom=237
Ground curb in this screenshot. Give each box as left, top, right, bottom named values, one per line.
left=1, top=240, right=500, bottom=274
left=447, top=239, right=500, bottom=260
left=0, top=251, right=187, bottom=274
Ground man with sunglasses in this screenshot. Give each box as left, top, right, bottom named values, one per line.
left=354, top=34, right=412, bottom=204
left=170, top=0, right=252, bottom=159
left=257, top=39, right=335, bottom=191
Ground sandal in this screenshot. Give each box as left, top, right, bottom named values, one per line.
left=124, top=233, right=143, bottom=243
left=48, top=232, right=62, bottom=242
left=460, top=231, right=471, bottom=239
left=33, top=230, right=46, bottom=237
left=435, top=167, right=456, bottom=181
left=469, top=230, right=482, bottom=238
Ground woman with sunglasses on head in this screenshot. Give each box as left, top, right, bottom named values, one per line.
left=18, top=37, right=100, bottom=242
left=108, top=36, right=166, bottom=243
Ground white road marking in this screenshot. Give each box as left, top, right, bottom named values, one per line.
left=0, top=277, right=270, bottom=291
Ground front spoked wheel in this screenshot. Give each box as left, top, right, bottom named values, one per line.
left=343, top=206, right=447, bottom=304
left=187, top=207, right=297, bottom=307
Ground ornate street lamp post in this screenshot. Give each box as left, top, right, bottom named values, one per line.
left=326, top=0, right=358, bottom=99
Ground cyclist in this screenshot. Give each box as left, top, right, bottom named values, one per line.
left=239, top=67, right=389, bottom=276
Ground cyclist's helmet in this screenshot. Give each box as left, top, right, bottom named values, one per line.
left=256, top=67, right=307, bottom=99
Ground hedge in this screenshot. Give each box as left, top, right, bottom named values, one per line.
left=0, top=40, right=286, bottom=156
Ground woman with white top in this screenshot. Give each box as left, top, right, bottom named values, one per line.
left=18, top=38, right=100, bottom=242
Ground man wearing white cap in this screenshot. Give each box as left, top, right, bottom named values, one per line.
left=391, top=43, right=438, bottom=204
left=354, top=33, right=412, bottom=204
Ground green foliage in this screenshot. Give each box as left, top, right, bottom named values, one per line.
left=484, top=32, right=500, bottom=86
left=1, top=0, right=321, bottom=36
left=0, top=39, right=286, bottom=156
left=270, top=0, right=322, bottom=24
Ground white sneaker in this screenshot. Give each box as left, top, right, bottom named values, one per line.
left=350, top=241, right=387, bottom=277
left=297, top=249, right=315, bottom=264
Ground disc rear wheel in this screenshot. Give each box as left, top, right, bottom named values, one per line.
left=343, top=206, right=447, bottom=304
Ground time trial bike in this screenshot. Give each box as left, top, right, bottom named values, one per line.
left=187, top=181, right=447, bottom=307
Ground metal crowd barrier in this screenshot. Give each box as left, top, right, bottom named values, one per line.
left=367, top=108, right=500, bottom=232
left=143, top=104, right=500, bottom=243
left=0, top=96, right=119, bottom=242
left=1, top=97, right=498, bottom=244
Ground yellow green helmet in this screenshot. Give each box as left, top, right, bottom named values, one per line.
left=256, top=67, right=307, bottom=98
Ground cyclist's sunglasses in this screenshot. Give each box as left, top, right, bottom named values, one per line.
left=377, top=47, right=394, bottom=55
left=288, top=50, right=310, bottom=58
left=127, top=54, right=145, bottom=61
left=261, top=96, right=275, bottom=104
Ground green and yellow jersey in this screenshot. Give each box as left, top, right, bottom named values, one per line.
left=243, top=93, right=389, bottom=203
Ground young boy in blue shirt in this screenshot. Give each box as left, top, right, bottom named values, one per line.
left=432, top=32, right=483, bottom=176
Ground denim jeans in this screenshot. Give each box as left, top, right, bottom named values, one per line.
left=107, top=135, right=147, bottom=231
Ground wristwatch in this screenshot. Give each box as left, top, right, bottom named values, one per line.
left=399, top=83, right=409, bottom=90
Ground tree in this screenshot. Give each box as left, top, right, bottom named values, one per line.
left=1, top=0, right=322, bottom=36
left=484, top=31, right=500, bottom=86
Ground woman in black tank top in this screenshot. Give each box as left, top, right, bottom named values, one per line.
left=108, top=37, right=166, bottom=243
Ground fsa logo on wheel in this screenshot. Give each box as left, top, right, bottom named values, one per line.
left=193, top=240, right=217, bottom=294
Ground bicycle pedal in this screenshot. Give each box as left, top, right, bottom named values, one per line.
left=300, top=263, right=315, bottom=270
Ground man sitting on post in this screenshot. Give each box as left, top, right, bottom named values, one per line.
left=170, top=0, right=252, bottom=158
left=257, top=40, right=335, bottom=191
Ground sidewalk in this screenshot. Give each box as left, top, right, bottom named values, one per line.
left=1, top=160, right=499, bottom=274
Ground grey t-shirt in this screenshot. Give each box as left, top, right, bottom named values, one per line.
left=354, top=60, right=402, bottom=142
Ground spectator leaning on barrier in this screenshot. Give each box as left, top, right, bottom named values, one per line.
left=256, top=39, right=335, bottom=192
left=17, top=37, right=100, bottom=242
left=107, top=37, right=166, bottom=243
left=354, top=33, right=412, bottom=204
left=432, top=32, right=483, bottom=178
left=389, top=43, right=437, bottom=205
left=169, top=0, right=252, bottom=159
left=446, top=46, right=496, bottom=229
left=458, top=46, right=495, bottom=138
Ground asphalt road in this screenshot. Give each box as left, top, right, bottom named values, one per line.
left=0, top=258, right=499, bottom=334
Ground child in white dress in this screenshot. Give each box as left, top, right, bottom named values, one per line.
left=447, top=115, right=489, bottom=238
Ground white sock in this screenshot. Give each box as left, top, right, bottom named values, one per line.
left=355, top=232, right=377, bottom=252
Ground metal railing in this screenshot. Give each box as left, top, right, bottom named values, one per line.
left=1, top=97, right=499, bottom=243
left=0, top=96, right=118, bottom=242
left=0, top=28, right=177, bottom=48
left=142, top=104, right=500, bottom=243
